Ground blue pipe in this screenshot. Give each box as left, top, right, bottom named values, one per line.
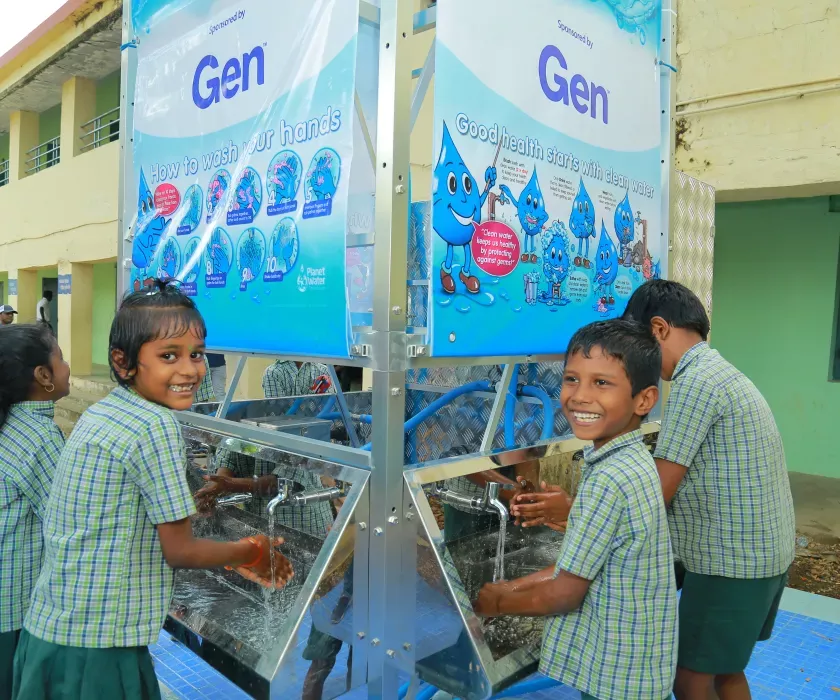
left=362, top=380, right=493, bottom=451
left=504, top=365, right=519, bottom=448
left=397, top=681, right=411, bottom=699
left=519, top=385, right=555, bottom=441
left=315, top=396, right=337, bottom=418
left=285, top=398, right=304, bottom=415
left=416, top=684, right=439, bottom=700
left=490, top=675, right=561, bottom=698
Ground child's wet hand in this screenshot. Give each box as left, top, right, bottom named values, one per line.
left=234, top=535, right=294, bottom=589
left=511, top=482, right=572, bottom=528
left=473, top=583, right=503, bottom=617
left=194, top=475, right=233, bottom=514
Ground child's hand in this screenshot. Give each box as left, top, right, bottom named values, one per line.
left=511, top=482, right=573, bottom=529
left=473, top=582, right=506, bottom=617
left=194, top=474, right=237, bottom=514
left=232, top=535, right=294, bottom=589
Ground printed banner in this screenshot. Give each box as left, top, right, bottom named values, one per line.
left=429, top=0, right=664, bottom=357
left=127, top=0, right=360, bottom=357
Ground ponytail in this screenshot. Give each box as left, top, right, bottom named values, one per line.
left=0, top=324, right=55, bottom=429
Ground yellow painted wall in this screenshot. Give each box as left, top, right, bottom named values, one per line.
left=0, top=142, right=118, bottom=270
left=674, top=0, right=840, bottom=201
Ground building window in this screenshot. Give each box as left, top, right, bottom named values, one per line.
left=80, top=107, right=120, bottom=153
left=0, top=160, right=8, bottom=187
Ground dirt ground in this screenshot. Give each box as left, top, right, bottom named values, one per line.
left=789, top=534, right=840, bottom=600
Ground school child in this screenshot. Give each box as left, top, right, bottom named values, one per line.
left=12, top=283, right=294, bottom=700
left=623, top=279, right=795, bottom=700
left=474, top=319, right=677, bottom=700
left=0, top=325, right=70, bottom=700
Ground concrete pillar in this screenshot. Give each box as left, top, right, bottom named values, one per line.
left=57, top=261, right=93, bottom=376
left=9, top=269, right=38, bottom=323
left=9, top=111, right=39, bottom=182
left=60, top=77, right=97, bottom=160
left=232, top=358, right=273, bottom=400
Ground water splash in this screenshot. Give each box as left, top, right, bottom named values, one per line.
left=493, top=518, right=507, bottom=583
left=598, top=0, right=658, bottom=36
left=457, top=304, right=471, bottom=314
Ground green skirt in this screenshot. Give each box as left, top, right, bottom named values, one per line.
left=13, top=629, right=161, bottom=700
left=1, top=629, right=21, bottom=700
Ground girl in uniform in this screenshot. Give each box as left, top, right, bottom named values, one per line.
left=13, top=283, right=293, bottom=700
left=0, top=324, right=70, bottom=700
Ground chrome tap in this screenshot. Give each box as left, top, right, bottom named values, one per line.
left=267, top=479, right=344, bottom=518
left=216, top=493, right=254, bottom=507
left=432, top=481, right=509, bottom=521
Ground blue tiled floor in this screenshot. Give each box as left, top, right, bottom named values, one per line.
left=151, top=594, right=840, bottom=700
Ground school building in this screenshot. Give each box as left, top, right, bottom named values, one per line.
left=0, top=0, right=121, bottom=392
left=675, top=0, right=840, bottom=487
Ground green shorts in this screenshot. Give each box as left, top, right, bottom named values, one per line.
left=675, top=563, right=788, bottom=675
left=1, top=629, right=21, bottom=700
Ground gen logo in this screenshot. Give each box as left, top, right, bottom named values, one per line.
left=192, top=46, right=265, bottom=110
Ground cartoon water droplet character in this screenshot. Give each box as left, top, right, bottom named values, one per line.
left=600, top=0, right=658, bottom=35
left=594, top=220, right=619, bottom=306
left=432, top=122, right=497, bottom=294
left=499, top=168, right=549, bottom=264
left=132, top=168, right=170, bottom=271
left=614, top=192, right=634, bottom=266
left=269, top=154, right=300, bottom=205
left=537, top=221, right=571, bottom=306
left=569, top=178, right=596, bottom=269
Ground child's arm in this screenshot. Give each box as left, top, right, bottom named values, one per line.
left=475, top=569, right=591, bottom=617
left=654, top=373, right=722, bottom=504
left=157, top=519, right=293, bottom=587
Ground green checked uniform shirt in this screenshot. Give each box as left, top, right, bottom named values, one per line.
left=25, top=387, right=196, bottom=648
left=262, top=360, right=332, bottom=397
left=194, top=356, right=215, bottom=403
left=0, top=402, right=64, bottom=633
left=540, top=431, right=677, bottom=700
left=655, top=343, right=795, bottom=579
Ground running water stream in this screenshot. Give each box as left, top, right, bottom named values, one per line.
left=492, top=517, right=507, bottom=582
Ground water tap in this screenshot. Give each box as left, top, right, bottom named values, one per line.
left=267, top=478, right=345, bottom=518
left=432, top=481, right=509, bottom=522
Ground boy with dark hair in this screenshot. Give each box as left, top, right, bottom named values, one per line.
left=474, top=319, right=676, bottom=700
left=623, top=279, right=795, bottom=700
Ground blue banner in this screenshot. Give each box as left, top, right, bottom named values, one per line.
left=429, top=0, right=664, bottom=357
left=58, top=275, right=72, bottom=295
left=127, top=0, right=359, bottom=357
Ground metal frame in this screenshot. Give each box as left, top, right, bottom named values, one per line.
left=0, top=159, right=8, bottom=187
left=116, top=1, right=673, bottom=698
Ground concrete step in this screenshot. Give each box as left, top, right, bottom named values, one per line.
left=55, top=389, right=106, bottom=422
left=54, top=416, right=76, bottom=439
left=69, top=373, right=115, bottom=398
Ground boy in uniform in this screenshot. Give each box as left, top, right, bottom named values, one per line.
left=474, top=319, right=676, bottom=700
left=624, top=279, right=795, bottom=700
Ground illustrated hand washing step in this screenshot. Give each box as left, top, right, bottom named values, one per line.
left=54, top=372, right=116, bottom=436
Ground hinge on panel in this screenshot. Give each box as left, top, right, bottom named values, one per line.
left=350, top=344, right=372, bottom=358
left=407, top=345, right=427, bottom=358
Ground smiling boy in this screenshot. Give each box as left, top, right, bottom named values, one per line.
left=474, top=319, right=677, bottom=700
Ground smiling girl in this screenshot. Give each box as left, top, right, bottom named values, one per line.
left=13, top=282, right=293, bottom=700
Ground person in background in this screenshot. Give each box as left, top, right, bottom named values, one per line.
left=0, top=305, right=17, bottom=326
left=206, top=353, right=227, bottom=405
left=35, top=292, right=52, bottom=330
left=622, top=279, right=795, bottom=700
left=0, top=325, right=69, bottom=700
left=13, top=283, right=293, bottom=700
left=474, top=319, right=676, bottom=700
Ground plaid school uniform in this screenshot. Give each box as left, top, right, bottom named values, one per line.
left=25, top=387, right=196, bottom=648
left=540, top=431, right=677, bottom=700
left=654, top=342, right=795, bottom=579
left=0, top=402, right=64, bottom=635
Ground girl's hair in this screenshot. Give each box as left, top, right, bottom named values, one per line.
left=0, top=323, right=57, bottom=429
left=109, top=280, right=207, bottom=387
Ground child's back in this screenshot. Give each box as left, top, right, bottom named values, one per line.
left=540, top=431, right=676, bottom=700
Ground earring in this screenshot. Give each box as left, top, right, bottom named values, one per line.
left=45, top=382, right=55, bottom=393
